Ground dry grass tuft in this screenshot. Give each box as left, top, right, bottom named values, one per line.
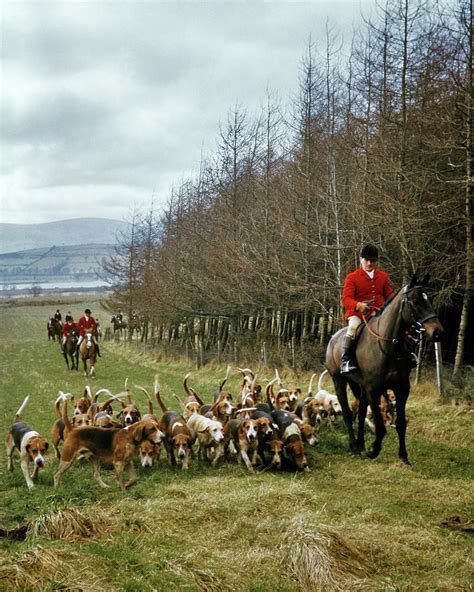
left=280, top=517, right=376, bottom=592
left=0, top=545, right=104, bottom=591
left=30, top=507, right=106, bottom=541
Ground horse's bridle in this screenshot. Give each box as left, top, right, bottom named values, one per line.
left=401, top=285, right=438, bottom=325
left=363, top=285, right=437, bottom=351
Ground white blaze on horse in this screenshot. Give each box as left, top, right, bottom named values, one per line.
left=80, top=330, right=96, bottom=378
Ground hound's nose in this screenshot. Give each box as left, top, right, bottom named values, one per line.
left=432, top=327, right=444, bottom=342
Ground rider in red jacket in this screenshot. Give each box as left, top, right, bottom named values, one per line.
left=76, top=308, right=101, bottom=357
left=340, top=244, right=394, bottom=373
left=61, top=314, right=77, bottom=349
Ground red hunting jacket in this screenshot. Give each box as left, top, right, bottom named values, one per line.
left=62, top=321, right=77, bottom=337
left=342, top=267, right=394, bottom=321
left=77, top=315, right=97, bottom=337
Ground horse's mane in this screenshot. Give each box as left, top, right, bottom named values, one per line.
left=374, top=291, right=397, bottom=316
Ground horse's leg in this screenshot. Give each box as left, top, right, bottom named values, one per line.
left=90, top=355, right=96, bottom=378
left=82, top=357, right=88, bottom=377
left=333, top=374, right=361, bottom=454
left=394, top=383, right=410, bottom=465
left=63, top=351, right=69, bottom=369
left=347, top=381, right=366, bottom=450
left=366, top=390, right=386, bottom=459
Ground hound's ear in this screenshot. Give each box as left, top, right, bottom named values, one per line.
left=133, top=424, right=144, bottom=442
left=421, top=273, right=430, bottom=287
left=408, top=274, right=417, bottom=289
left=296, top=388, right=302, bottom=394
left=44, top=442, right=49, bottom=451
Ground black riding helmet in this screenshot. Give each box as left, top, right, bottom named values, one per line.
left=360, top=243, right=379, bottom=260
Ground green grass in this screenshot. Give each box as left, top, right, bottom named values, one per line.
left=0, top=297, right=472, bottom=591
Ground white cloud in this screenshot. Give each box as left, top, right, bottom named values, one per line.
left=1, top=0, right=375, bottom=225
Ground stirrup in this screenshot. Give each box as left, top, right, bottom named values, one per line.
left=340, top=360, right=358, bottom=374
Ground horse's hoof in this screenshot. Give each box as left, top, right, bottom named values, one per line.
left=367, top=446, right=380, bottom=459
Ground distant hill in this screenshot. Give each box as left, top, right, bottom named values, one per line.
left=0, top=243, right=116, bottom=288
left=0, top=218, right=130, bottom=254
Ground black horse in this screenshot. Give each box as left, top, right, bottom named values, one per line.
left=47, top=318, right=62, bottom=341
left=111, top=315, right=127, bottom=340
left=62, top=329, right=79, bottom=370
left=325, top=274, right=444, bottom=465
left=128, top=314, right=142, bottom=339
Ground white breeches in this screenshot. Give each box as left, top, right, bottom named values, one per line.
left=346, top=315, right=362, bottom=338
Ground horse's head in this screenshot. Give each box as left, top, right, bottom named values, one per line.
left=402, top=274, right=444, bottom=342
left=85, top=331, right=94, bottom=347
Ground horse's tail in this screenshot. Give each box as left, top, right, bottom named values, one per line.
left=317, top=370, right=328, bottom=393
left=14, top=396, right=30, bottom=421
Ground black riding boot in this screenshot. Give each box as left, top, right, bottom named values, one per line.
left=340, top=335, right=358, bottom=374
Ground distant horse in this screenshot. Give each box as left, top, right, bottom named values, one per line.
left=111, top=315, right=127, bottom=340
left=62, top=329, right=79, bottom=371
left=325, top=274, right=444, bottom=465
left=80, top=330, right=96, bottom=378
left=128, top=314, right=141, bottom=339
left=47, top=318, right=62, bottom=341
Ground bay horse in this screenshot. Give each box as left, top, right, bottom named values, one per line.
left=325, top=274, right=444, bottom=465
left=62, top=328, right=79, bottom=371
left=80, top=330, right=96, bottom=378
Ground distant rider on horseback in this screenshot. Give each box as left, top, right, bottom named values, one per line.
left=54, top=309, right=62, bottom=322
left=61, top=314, right=77, bottom=349
left=76, top=308, right=101, bottom=357
left=340, top=244, right=394, bottom=374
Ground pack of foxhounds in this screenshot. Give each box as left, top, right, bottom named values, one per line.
left=6, top=366, right=396, bottom=490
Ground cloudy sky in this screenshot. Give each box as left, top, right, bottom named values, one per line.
left=1, top=0, right=376, bottom=225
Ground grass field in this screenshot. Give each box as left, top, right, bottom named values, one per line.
left=0, top=296, right=472, bottom=591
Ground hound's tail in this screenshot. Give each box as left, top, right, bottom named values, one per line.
left=55, top=391, right=72, bottom=417
left=60, top=392, right=73, bottom=434
left=317, top=370, right=328, bottom=393
left=14, top=396, right=30, bottom=421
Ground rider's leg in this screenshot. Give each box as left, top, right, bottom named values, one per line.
left=93, top=336, right=101, bottom=357
left=76, top=335, right=83, bottom=354
left=340, top=316, right=361, bottom=374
